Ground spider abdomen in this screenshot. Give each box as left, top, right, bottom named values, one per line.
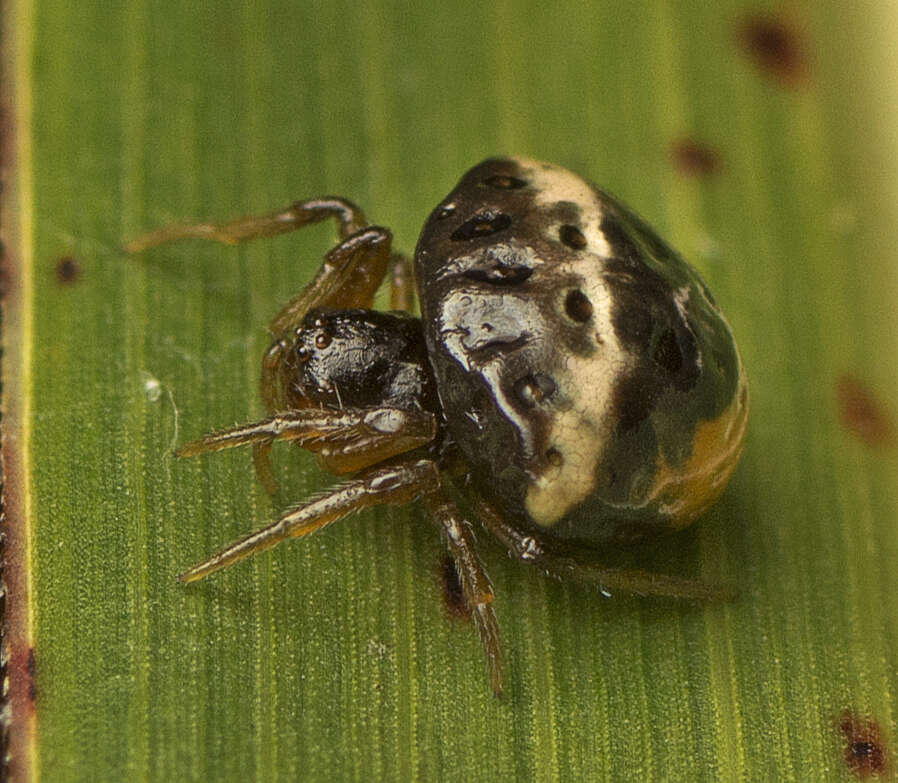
left=415, top=157, right=748, bottom=545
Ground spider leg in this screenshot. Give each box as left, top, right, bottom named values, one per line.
left=175, top=406, right=436, bottom=475
left=473, top=495, right=736, bottom=602
left=125, top=197, right=367, bottom=253
left=126, top=196, right=395, bottom=395
left=389, top=251, right=416, bottom=312
left=423, top=490, right=503, bottom=697
left=180, top=457, right=437, bottom=583
left=252, top=442, right=278, bottom=496
left=265, top=225, right=392, bottom=335
left=126, top=197, right=393, bottom=331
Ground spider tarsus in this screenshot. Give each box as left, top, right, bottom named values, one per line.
left=173, top=440, right=206, bottom=458
left=596, top=568, right=738, bottom=603
left=178, top=557, right=222, bottom=584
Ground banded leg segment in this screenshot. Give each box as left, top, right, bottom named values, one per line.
left=424, top=490, right=503, bottom=697
left=180, top=458, right=437, bottom=583
left=473, top=496, right=736, bottom=602
left=175, top=406, right=436, bottom=475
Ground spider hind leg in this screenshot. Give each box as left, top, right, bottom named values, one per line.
left=473, top=494, right=736, bottom=602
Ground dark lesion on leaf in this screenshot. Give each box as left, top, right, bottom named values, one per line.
left=836, top=374, right=896, bottom=448
left=26, top=648, right=37, bottom=703
left=736, top=13, right=810, bottom=86
left=55, top=256, right=81, bottom=284
left=838, top=711, right=891, bottom=779
left=670, top=138, right=723, bottom=177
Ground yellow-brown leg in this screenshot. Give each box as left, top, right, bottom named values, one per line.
left=125, top=197, right=368, bottom=253
left=175, top=406, right=436, bottom=475
left=264, top=225, right=392, bottom=336
left=389, top=251, right=416, bottom=313
left=179, top=457, right=437, bottom=582
left=127, top=199, right=409, bottom=492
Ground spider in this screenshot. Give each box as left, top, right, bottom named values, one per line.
left=127, top=157, right=748, bottom=697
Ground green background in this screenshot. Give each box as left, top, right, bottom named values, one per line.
left=8, top=1, right=898, bottom=780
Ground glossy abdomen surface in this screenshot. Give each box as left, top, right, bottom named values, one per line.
left=415, top=157, right=747, bottom=545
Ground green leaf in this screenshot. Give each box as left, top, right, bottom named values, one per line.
left=4, top=1, right=898, bottom=781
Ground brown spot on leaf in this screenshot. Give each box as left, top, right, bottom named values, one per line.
left=26, top=648, right=37, bottom=703
left=737, top=14, right=809, bottom=86
left=837, top=375, right=895, bottom=447
left=439, top=556, right=470, bottom=621
left=671, top=139, right=722, bottom=177
left=55, top=256, right=81, bottom=284
left=839, top=712, right=891, bottom=778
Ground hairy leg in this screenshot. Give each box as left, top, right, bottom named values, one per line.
left=127, top=198, right=413, bottom=489
left=265, top=225, right=392, bottom=336
left=126, top=196, right=394, bottom=333
left=255, top=226, right=394, bottom=482
left=176, top=406, right=436, bottom=475
left=179, top=457, right=436, bottom=583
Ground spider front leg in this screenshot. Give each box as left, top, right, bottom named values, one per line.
left=179, top=457, right=438, bottom=583
left=254, top=225, right=395, bottom=489
left=175, top=406, right=436, bottom=475
left=127, top=198, right=399, bottom=488
left=126, top=197, right=421, bottom=489
left=473, top=495, right=736, bottom=602
left=260, top=225, right=393, bottom=407
left=125, top=196, right=368, bottom=253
